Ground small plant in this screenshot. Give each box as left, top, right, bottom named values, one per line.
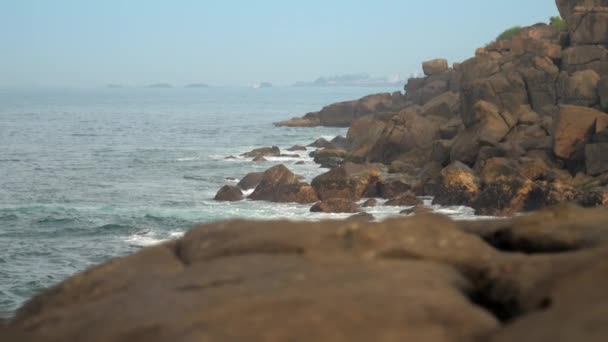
left=550, top=16, right=567, bottom=31
left=496, top=26, right=523, bottom=41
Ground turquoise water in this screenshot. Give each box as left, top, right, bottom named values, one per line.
left=0, top=86, right=475, bottom=316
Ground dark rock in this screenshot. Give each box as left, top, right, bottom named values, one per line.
left=361, top=199, right=378, bottom=207
left=249, top=165, right=318, bottom=204
left=377, top=177, right=414, bottom=199
left=401, top=205, right=433, bottom=216
left=420, top=91, right=461, bottom=119
left=313, top=148, right=347, bottom=168
left=553, top=105, right=608, bottom=160
left=241, top=146, right=281, bottom=158
left=346, top=212, right=375, bottom=222
left=330, top=135, right=349, bottom=150
left=312, top=163, right=381, bottom=201
left=384, top=192, right=423, bottom=207
left=558, top=70, right=600, bottom=106
left=225, top=155, right=237, bottom=159
left=214, top=185, right=244, bottom=202
left=295, top=161, right=305, bottom=165
left=287, top=145, right=307, bottom=152
left=252, top=156, right=268, bottom=162
left=310, top=198, right=361, bottom=213
left=237, top=172, right=264, bottom=190
left=599, top=76, right=608, bottom=111
left=585, top=143, right=608, bottom=175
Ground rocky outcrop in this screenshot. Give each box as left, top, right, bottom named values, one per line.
left=383, top=192, right=423, bottom=207
left=237, top=172, right=264, bottom=190
left=312, top=148, right=348, bottom=168
left=6, top=205, right=608, bottom=341
left=214, top=185, right=244, bottom=202
left=248, top=165, right=318, bottom=204
left=311, top=163, right=381, bottom=201
left=241, top=146, right=281, bottom=158
left=432, top=161, right=480, bottom=206
left=310, top=198, right=361, bottom=213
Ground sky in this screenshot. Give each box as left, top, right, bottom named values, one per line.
left=0, top=0, right=560, bottom=87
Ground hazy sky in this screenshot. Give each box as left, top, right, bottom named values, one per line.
left=1, top=0, right=559, bottom=87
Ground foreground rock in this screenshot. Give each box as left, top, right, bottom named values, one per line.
left=248, top=165, right=318, bottom=204
left=214, top=185, right=244, bottom=202
left=6, top=205, right=608, bottom=341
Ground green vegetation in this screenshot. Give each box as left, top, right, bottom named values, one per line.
left=496, top=26, right=523, bottom=41
left=550, top=16, right=567, bottom=31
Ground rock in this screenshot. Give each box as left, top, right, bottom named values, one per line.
left=420, top=91, right=461, bottom=119
left=225, top=155, right=237, bottom=159
left=558, top=70, right=600, bottom=106
left=526, top=181, right=581, bottom=211
left=432, top=161, right=480, bottom=206
left=287, top=145, right=307, bottom=152
left=553, top=105, right=608, bottom=160
left=214, top=185, right=244, bottom=202
left=273, top=116, right=320, bottom=127
left=313, top=148, right=348, bottom=168
left=568, top=2, right=608, bottom=45
left=384, top=192, right=423, bottom=207
left=431, top=140, right=453, bottom=166
left=241, top=146, right=280, bottom=158
left=308, top=137, right=334, bottom=148
left=586, top=143, right=608, bottom=175
left=579, top=186, right=608, bottom=207
left=330, top=135, right=350, bottom=150
left=311, top=163, right=381, bottom=201
left=515, top=105, right=541, bottom=125
left=472, top=158, right=536, bottom=216
left=361, top=199, right=378, bottom=207
left=599, top=77, right=608, bottom=111
left=249, top=165, right=318, bottom=204
left=422, top=59, right=449, bottom=76
left=9, top=205, right=608, bottom=341
left=252, top=156, right=268, bottom=162
left=401, top=205, right=433, bottom=216
left=377, top=177, right=414, bottom=199
left=346, top=212, right=375, bottom=222
left=237, top=172, right=264, bottom=190
left=561, top=45, right=608, bottom=75
left=295, top=161, right=305, bottom=165
left=439, top=117, right=464, bottom=140
left=310, top=199, right=361, bottom=213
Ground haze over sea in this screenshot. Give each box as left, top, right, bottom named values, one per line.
left=0, top=86, right=478, bottom=316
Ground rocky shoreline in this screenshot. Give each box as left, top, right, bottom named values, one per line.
left=3, top=1, right=608, bottom=341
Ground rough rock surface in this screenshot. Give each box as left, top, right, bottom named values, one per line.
left=248, top=165, right=318, bottom=204
left=6, top=205, right=608, bottom=342
left=237, top=172, right=264, bottom=190
left=311, top=163, right=381, bottom=201
left=213, top=185, right=244, bottom=202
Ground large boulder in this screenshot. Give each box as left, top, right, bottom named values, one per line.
left=214, top=185, right=244, bottom=202
left=241, top=146, right=280, bottom=158
left=553, top=105, right=608, bottom=160
left=558, top=69, right=601, bottom=106
left=311, top=163, right=381, bottom=201
left=568, top=2, right=608, bottom=46
left=432, top=161, right=481, bottom=207
left=237, top=172, right=264, bottom=190
left=384, top=192, right=423, bottom=207
left=422, top=59, right=449, bottom=76
left=249, top=165, right=318, bottom=204
left=310, top=198, right=361, bottom=213
left=313, top=148, right=348, bottom=168
left=561, top=45, right=608, bottom=75
left=420, top=91, right=461, bottom=119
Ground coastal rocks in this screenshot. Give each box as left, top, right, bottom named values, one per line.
left=276, top=92, right=408, bottom=127
left=422, top=58, right=449, bottom=76
left=249, top=165, right=318, bottom=204
left=432, top=161, right=480, bottom=206
left=361, top=198, right=378, bottom=207
left=585, top=143, right=608, bottom=175
left=558, top=69, right=601, bottom=106
left=237, top=172, right=264, bottom=190
left=561, top=45, right=608, bottom=74
left=553, top=105, right=608, bottom=160
left=241, top=146, right=281, bottom=158
left=312, top=148, right=348, bottom=168
left=9, top=206, right=608, bottom=341
left=310, top=198, right=361, bottom=213
left=311, top=163, right=381, bottom=201
left=287, top=145, right=307, bottom=152
left=308, top=138, right=334, bottom=148
left=214, top=185, right=244, bottom=202
left=384, top=192, right=422, bottom=207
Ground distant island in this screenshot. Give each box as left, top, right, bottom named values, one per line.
left=294, top=73, right=404, bottom=87
left=147, top=83, right=173, bottom=88
left=186, top=83, right=209, bottom=88
left=253, top=82, right=272, bottom=89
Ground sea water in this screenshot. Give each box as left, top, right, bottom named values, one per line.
left=0, top=86, right=476, bottom=316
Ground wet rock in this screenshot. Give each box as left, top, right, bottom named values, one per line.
left=237, top=172, right=264, bottom=190
left=308, top=138, right=334, bottom=149
left=432, top=161, right=480, bottom=206
left=214, top=185, right=244, bottom=202
left=312, top=163, right=381, bottom=201
left=249, top=165, right=318, bottom=204
left=310, top=198, right=361, bottom=213
left=346, top=212, right=375, bottom=222
left=313, top=148, right=348, bottom=168
left=252, top=156, right=268, bottom=162
left=361, top=199, right=378, bottom=207
left=287, top=145, right=307, bottom=152
left=384, top=192, right=423, bottom=207
left=401, top=205, right=433, bottom=216
left=241, top=146, right=281, bottom=158
left=295, top=161, right=305, bottom=165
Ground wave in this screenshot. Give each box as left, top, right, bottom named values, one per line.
left=0, top=214, right=18, bottom=222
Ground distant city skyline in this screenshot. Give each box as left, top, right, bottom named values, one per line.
left=1, top=0, right=559, bottom=87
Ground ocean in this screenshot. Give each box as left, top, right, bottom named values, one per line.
left=0, top=86, right=476, bottom=316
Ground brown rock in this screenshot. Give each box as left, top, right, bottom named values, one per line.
left=422, top=58, right=449, bottom=76
left=553, top=105, right=608, bottom=160
left=599, top=76, right=608, bottom=111
left=361, top=198, right=378, bottom=207
left=401, top=205, right=433, bottom=216
left=569, top=3, right=608, bottom=45
left=287, top=145, right=307, bottom=152
left=420, top=91, right=461, bottom=119
left=346, top=212, right=375, bottom=222
left=377, top=177, right=414, bottom=199
left=237, top=172, right=264, bottom=190
left=308, top=138, right=334, bottom=149
left=249, top=165, right=318, bottom=204
left=384, top=192, right=423, bottom=207
left=252, top=156, right=267, bottom=162
left=558, top=70, right=600, bottom=106
left=241, top=146, right=280, bottom=158
left=214, top=185, right=244, bottom=202
left=585, top=143, right=608, bottom=175
left=310, top=199, right=361, bottom=213
left=311, top=163, right=381, bottom=201
left=432, top=161, right=480, bottom=206
left=313, top=148, right=348, bottom=168
left=273, top=116, right=320, bottom=127
left=561, top=45, right=608, bottom=75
